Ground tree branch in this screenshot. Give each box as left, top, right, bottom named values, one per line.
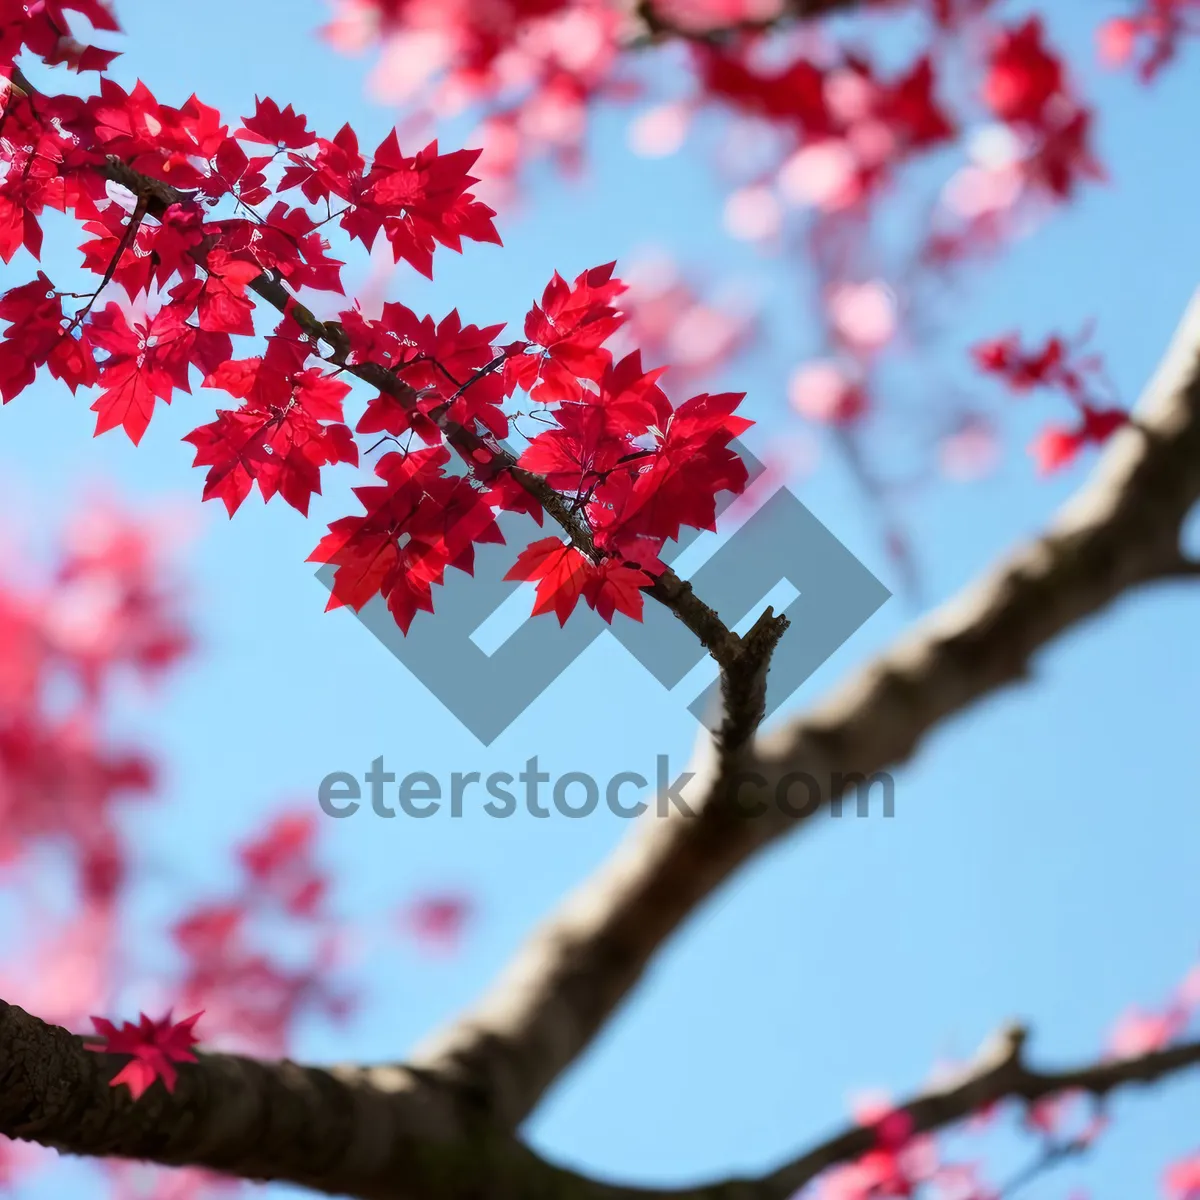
left=5, top=999, right=1200, bottom=1200
left=87, top=154, right=788, bottom=731
left=627, top=0, right=861, bottom=47
left=0, top=999, right=606, bottom=1200
left=406, top=288, right=1200, bottom=1128
left=759, top=1022, right=1200, bottom=1196
left=3, top=80, right=792, bottom=1127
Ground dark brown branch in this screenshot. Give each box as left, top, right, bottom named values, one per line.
left=406, top=288, right=1200, bottom=1129
left=5, top=999, right=1200, bottom=1200
left=1151, top=554, right=1200, bottom=578
left=0, top=999, right=624, bottom=1200
left=627, top=0, right=863, bottom=46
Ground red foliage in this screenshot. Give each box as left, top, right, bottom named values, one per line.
left=0, top=3, right=1197, bottom=1198
left=1166, top=1153, right=1200, bottom=1200
left=971, top=328, right=1130, bottom=473
left=1098, top=1, right=1200, bottom=80
left=400, top=893, right=474, bottom=953
left=87, top=1011, right=202, bottom=1099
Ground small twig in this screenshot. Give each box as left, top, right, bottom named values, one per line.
left=997, top=1136, right=1091, bottom=1199
left=60, top=194, right=149, bottom=340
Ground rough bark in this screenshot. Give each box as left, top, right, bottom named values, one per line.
left=4, top=1001, right=1200, bottom=1199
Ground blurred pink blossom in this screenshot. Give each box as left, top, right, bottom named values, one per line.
left=1165, top=1153, right=1200, bottom=1200
left=648, top=0, right=782, bottom=33
left=400, top=893, right=474, bottom=955
left=1178, top=963, right=1200, bottom=1009
left=1108, top=1005, right=1186, bottom=1057
left=939, top=417, right=1000, bottom=481
left=629, top=102, right=691, bottom=157
left=724, top=184, right=783, bottom=241
left=779, top=140, right=860, bottom=211
left=827, top=281, right=897, bottom=352
left=789, top=360, right=867, bottom=424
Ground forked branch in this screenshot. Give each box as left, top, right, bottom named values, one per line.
left=405, top=287, right=1200, bottom=1129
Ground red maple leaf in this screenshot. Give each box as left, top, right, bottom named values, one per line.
left=87, top=1010, right=203, bottom=1099
left=239, top=812, right=317, bottom=881
left=309, top=446, right=503, bottom=631
left=1023, top=107, right=1106, bottom=200
left=186, top=339, right=359, bottom=516
left=200, top=139, right=272, bottom=206
left=88, top=79, right=227, bottom=189
left=972, top=332, right=1068, bottom=391
left=340, top=135, right=501, bottom=278
left=350, top=304, right=509, bottom=440
left=78, top=202, right=204, bottom=299
left=521, top=262, right=627, bottom=402
left=517, top=402, right=631, bottom=494
left=984, top=18, right=1066, bottom=124
left=505, top=537, right=595, bottom=625
left=592, top=350, right=671, bottom=434
left=1030, top=405, right=1128, bottom=474
left=583, top=558, right=654, bottom=622
left=694, top=45, right=830, bottom=134
left=212, top=207, right=345, bottom=294
left=279, top=122, right=367, bottom=207
left=88, top=298, right=198, bottom=444
left=0, top=274, right=98, bottom=402
left=0, top=127, right=68, bottom=263
left=197, top=249, right=260, bottom=335
left=505, top=534, right=655, bottom=627
left=612, top=390, right=752, bottom=543
left=234, top=96, right=315, bottom=149
left=239, top=810, right=327, bottom=917
left=880, top=55, right=956, bottom=151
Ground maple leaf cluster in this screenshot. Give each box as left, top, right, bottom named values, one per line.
left=1097, top=0, right=1200, bottom=81
left=322, top=0, right=624, bottom=197
left=0, top=503, right=186, bottom=907
left=633, top=12, right=1107, bottom=502
left=309, top=0, right=1196, bottom=532
left=169, top=809, right=354, bottom=1058
left=0, top=2, right=757, bottom=639
left=704, top=46, right=956, bottom=221
left=0, top=68, right=500, bottom=447
left=310, top=260, right=754, bottom=630
left=977, top=17, right=1104, bottom=204
left=970, top=326, right=1130, bottom=473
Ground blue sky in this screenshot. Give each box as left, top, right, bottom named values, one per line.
left=3, top=0, right=1200, bottom=1196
